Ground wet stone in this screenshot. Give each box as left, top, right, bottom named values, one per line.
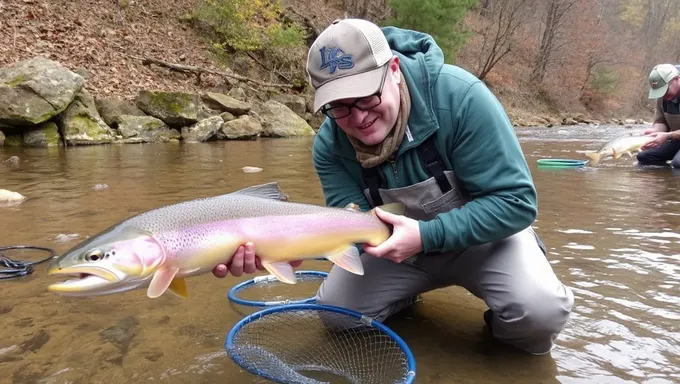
left=19, top=329, right=50, bottom=353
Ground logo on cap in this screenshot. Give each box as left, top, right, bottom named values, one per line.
left=319, top=47, right=354, bottom=75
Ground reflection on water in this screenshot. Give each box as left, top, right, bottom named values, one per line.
left=1, top=125, right=679, bottom=383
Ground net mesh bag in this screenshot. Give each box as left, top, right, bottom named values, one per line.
left=226, top=305, right=415, bottom=384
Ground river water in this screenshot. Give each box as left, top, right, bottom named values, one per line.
left=1, top=124, right=678, bottom=384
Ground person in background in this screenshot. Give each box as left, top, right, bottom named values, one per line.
left=213, top=18, right=574, bottom=356
left=638, top=63, right=680, bottom=168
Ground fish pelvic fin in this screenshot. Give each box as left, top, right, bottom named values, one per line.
left=231, top=182, right=288, bottom=201
left=261, top=261, right=296, bottom=284
left=147, top=266, right=180, bottom=298
left=326, top=245, right=364, bottom=276
left=613, top=149, right=623, bottom=160
left=585, top=151, right=602, bottom=165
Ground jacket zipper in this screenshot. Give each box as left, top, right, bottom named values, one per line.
left=388, top=155, right=399, bottom=187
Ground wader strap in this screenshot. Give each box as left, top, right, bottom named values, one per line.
left=417, top=135, right=452, bottom=193
left=363, top=166, right=384, bottom=207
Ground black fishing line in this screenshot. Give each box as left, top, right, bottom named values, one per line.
left=0, top=245, right=56, bottom=280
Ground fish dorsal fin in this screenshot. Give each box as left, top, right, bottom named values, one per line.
left=231, top=182, right=288, bottom=201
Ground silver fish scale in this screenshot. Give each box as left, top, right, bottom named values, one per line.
left=123, top=194, right=372, bottom=260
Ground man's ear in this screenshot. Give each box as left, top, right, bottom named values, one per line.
left=389, top=56, right=401, bottom=83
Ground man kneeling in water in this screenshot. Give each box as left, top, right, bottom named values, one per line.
left=213, top=18, right=574, bottom=356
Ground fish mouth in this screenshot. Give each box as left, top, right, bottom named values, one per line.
left=47, top=265, right=120, bottom=293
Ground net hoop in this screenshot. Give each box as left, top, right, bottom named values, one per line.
left=225, top=303, right=417, bottom=384
left=228, top=270, right=328, bottom=307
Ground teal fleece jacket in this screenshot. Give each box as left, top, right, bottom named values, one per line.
left=311, top=26, right=538, bottom=254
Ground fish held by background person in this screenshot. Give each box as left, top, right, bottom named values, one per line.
left=584, top=133, right=655, bottom=165
left=47, top=182, right=405, bottom=299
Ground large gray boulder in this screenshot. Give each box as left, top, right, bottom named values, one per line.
left=181, top=116, right=224, bottom=143
left=218, top=115, right=263, bottom=140
left=116, top=115, right=180, bottom=143
left=135, top=90, right=200, bottom=128
left=59, top=89, right=116, bottom=145
left=257, top=100, right=316, bottom=137
left=201, top=92, right=251, bottom=116
left=96, top=97, right=146, bottom=128
left=0, top=58, right=84, bottom=126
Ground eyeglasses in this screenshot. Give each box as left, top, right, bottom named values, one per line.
left=320, top=67, right=388, bottom=119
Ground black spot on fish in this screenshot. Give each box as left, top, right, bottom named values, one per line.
left=0, top=306, right=11, bottom=315
left=99, top=316, right=139, bottom=356
left=18, top=329, right=50, bottom=353
left=158, top=315, right=170, bottom=325
left=13, top=317, right=33, bottom=328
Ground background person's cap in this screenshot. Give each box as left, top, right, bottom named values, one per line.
left=648, top=64, right=679, bottom=99
left=306, top=19, right=393, bottom=113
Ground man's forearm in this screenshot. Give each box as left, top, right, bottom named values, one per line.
left=669, top=129, right=680, bottom=140
left=651, top=122, right=668, bottom=132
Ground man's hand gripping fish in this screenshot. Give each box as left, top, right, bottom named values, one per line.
left=47, top=182, right=405, bottom=299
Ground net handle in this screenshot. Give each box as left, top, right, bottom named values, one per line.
left=227, top=270, right=328, bottom=307
left=224, top=303, right=417, bottom=384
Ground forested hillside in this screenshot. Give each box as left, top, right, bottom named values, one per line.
left=2, top=0, right=676, bottom=127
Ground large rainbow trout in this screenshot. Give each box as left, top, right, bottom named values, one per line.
left=47, top=182, right=404, bottom=299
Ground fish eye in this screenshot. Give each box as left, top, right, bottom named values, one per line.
left=85, top=250, right=104, bottom=262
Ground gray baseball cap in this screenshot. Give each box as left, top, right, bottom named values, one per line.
left=648, top=64, right=679, bottom=99
left=306, top=19, right=394, bottom=112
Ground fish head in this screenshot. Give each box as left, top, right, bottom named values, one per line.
left=47, top=226, right=166, bottom=296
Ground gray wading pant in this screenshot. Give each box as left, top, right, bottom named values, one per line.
left=315, top=170, right=575, bottom=355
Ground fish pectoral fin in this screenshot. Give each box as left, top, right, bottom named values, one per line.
left=261, top=261, right=296, bottom=284
left=626, top=151, right=634, bottom=157
left=326, top=245, right=364, bottom=276
left=168, top=277, right=188, bottom=299
left=147, top=266, right=180, bottom=298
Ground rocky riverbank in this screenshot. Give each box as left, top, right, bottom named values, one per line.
left=0, top=57, right=652, bottom=149
left=0, top=58, right=318, bottom=148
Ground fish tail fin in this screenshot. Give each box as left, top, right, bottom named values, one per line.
left=585, top=151, right=601, bottom=165
left=325, top=245, right=364, bottom=276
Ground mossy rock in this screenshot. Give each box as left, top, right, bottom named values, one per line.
left=59, top=89, right=115, bottom=145
left=135, top=90, right=200, bottom=128
left=0, top=58, right=84, bottom=126
left=23, top=121, right=62, bottom=147
left=3, top=134, right=22, bottom=147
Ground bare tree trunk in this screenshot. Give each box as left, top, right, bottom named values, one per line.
left=529, top=0, right=580, bottom=85
left=635, top=0, right=676, bottom=106
left=475, top=0, right=530, bottom=80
